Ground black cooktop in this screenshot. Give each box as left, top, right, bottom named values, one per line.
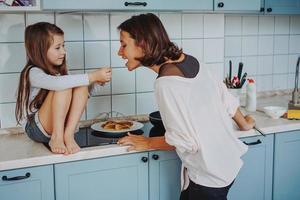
left=44, top=122, right=165, bottom=149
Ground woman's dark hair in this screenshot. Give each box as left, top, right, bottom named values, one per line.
left=118, top=13, right=182, bottom=66
left=15, top=22, right=67, bottom=124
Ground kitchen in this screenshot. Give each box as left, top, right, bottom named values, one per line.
left=0, top=0, right=300, bottom=200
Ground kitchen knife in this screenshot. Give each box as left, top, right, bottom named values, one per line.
left=237, top=62, right=243, bottom=82
left=239, top=72, right=247, bottom=88
left=229, top=60, right=232, bottom=82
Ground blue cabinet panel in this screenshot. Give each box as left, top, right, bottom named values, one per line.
left=0, top=165, right=54, bottom=200
left=42, top=0, right=213, bottom=11
left=273, top=131, right=300, bottom=200
left=214, top=0, right=261, bottom=12
left=55, top=152, right=149, bottom=200
left=149, top=151, right=181, bottom=200
left=228, top=135, right=273, bottom=200
left=264, top=0, right=300, bottom=14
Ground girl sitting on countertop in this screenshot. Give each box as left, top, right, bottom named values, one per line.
left=117, top=13, right=255, bottom=200
left=15, top=22, right=112, bottom=155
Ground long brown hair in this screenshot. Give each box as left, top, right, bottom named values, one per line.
left=15, top=22, right=68, bottom=124
left=118, top=13, right=182, bottom=67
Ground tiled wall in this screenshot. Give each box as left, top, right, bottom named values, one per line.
left=0, top=12, right=299, bottom=128
left=225, top=15, right=300, bottom=92
left=0, top=12, right=225, bottom=128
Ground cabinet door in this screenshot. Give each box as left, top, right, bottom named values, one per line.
left=55, top=152, right=149, bottom=200
left=214, top=0, right=261, bottom=12
left=264, top=0, right=300, bottom=14
left=0, top=165, right=54, bottom=200
left=273, top=131, right=300, bottom=200
left=42, top=0, right=213, bottom=11
left=228, top=135, right=273, bottom=200
left=149, top=151, right=181, bottom=200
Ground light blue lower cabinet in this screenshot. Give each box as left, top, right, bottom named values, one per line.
left=149, top=151, right=181, bottom=200
left=273, top=130, right=300, bottom=200
left=55, top=152, right=149, bottom=200
left=0, top=165, right=54, bottom=200
left=228, top=134, right=274, bottom=200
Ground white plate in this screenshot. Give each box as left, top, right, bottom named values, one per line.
left=91, top=121, right=144, bottom=133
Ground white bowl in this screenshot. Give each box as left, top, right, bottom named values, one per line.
left=263, top=106, right=287, bottom=119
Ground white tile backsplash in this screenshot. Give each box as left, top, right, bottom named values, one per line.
left=258, top=16, right=274, bottom=35
left=83, top=13, right=110, bottom=41
left=84, top=41, right=110, bottom=68
left=26, top=12, right=54, bottom=25
left=204, top=38, right=224, bottom=63
left=274, top=16, right=290, bottom=35
left=112, top=94, right=135, bottom=116
left=204, top=14, right=224, bottom=38
left=136, top=67, right=156, bottom=92
left=0, top=14, right=25, bottom=42
left=0, top=73, right=19, bottom=103
left=0, top=12, right=299, bottom=128
left=65, top=42, right=84, bottom=70
left=159, top=13, right=182, bottom=39
left=225, top=16, right=242, bottom=36
left=182, top=14, right=203, bottom=38
left=56, top=13, right=83, bottom=41
left=242, top=16, right=258, bottom=35
left=136, top=92, right=157, bottom=115
left=112, top=68, right=135, bottom=94
left=0, top=43, right=26, bottom=73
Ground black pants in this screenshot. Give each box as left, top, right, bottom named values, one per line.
left=180, top=180, right=234, bottom=200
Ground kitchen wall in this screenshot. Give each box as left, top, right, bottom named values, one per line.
left=0, top=12, right=299, bottom=128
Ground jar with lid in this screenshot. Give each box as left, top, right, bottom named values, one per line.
left=245, top=79, right=256, bottom=112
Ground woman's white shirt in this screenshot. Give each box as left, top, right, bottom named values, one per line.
left=154, top=65, right=248, bottom=189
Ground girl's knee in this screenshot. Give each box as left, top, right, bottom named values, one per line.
left=73, top=86, right=88, bottom=94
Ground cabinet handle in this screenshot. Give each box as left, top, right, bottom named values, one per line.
left=267, top=8, right=272, bottom=12
left=2, top=172, right=31, bottom=181
left=141, top=156, right=148, bottom=163
left=217, top=2, right=224, bottom=8
left=260, top=7, right=265, bottom=12
left=152, top=154, right=159, bottom=160
left=243, top=139, right=262, bottom=146
left=124, top=2, right=147, bottom=7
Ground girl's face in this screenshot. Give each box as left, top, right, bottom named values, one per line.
left=118, top=31, right=144, bottom=71
left=47, top=34, right=66, bottom=67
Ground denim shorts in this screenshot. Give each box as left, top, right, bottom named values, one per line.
left=25, top=112, right=50, bottom=143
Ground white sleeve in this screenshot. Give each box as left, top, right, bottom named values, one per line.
left=218, top=82, right=239, bottom=117
left=155, top=81, right=199, bottom=154
left=29, top=67, right=89, bottom=91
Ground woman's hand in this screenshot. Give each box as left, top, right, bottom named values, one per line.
left=118, top=133, right=150, bottom=151
left=88, top=67, right=112, bottom=84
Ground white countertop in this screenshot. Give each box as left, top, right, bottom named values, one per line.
left=1, top=94, right=299, bottom=171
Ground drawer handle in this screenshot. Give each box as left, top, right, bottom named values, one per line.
left=124, top=2, right=147, bottom=7
left=2, top=172, right=31, bottom=181
left=152, top=154, right=159, bottom=160
left=217, top=2, right=224, bottom=8
left=141, top=156, right=148, bottom=163
left=243, top=139, right=262, bottom=146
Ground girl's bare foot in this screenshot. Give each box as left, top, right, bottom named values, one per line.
left=64, top=134, right=80, bottom=154
left=49, top=136, right=67, bottom=154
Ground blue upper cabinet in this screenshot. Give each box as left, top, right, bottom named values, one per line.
left=273, top=130, right=300, bottom=200
left=0, top=165, right=54, bottom=200
left=264, top=0, right=300, bottom=14
left=214, top=0, right=262, bottom=12
left=228, top=134, right=273, bottom=200
left=42, top=0, right=213, bottom=11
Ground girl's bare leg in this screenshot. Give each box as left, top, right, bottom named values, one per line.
left=39, top=89, right=72, bottom=154
left=64, top=86, right=89, bottom=154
